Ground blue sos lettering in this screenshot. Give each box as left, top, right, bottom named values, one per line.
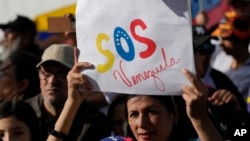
left=96, top=19, right=156, bottom=73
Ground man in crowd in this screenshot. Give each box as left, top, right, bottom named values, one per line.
left=0, top=15, right=42, bottom=61
left=26, top=44, right=111, bottom=141
left=210, top=0, right=250, bottom=112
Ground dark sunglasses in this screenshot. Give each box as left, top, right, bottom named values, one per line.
left=38, top=69, right=68, bottom=82
left=195, top=44, right=215, bottom=55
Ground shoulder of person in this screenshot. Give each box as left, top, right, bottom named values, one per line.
left=25, top=94, right=43, bottom=117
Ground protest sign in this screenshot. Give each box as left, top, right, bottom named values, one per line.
left=76, top=0, right=195, bottom=95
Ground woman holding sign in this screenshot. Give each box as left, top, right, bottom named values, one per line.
left=124, top=69, right=224, bottom=141
left=47, top=47, right=224, bottom=141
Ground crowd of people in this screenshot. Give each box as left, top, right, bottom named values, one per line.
left=0, top=0, right=249, bottom=141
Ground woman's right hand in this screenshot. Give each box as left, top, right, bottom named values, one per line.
left=67, top=47, right=93, bottom=104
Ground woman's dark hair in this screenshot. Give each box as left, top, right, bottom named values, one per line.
left=125, top=95, right=175, bottom=115
left=0, top=99, right=41, bottom=141
left=8, top=51, right=41, bottom=100
left=124, top=95, right=188, bottom=141
left=107, top=94, right=127, bottom=136
left=108, top=94, right=127, bottom=121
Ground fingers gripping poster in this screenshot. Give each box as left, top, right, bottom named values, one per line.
left=76, top=0, right=195, bottom=95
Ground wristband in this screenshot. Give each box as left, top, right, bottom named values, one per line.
left=49, top=129, right=67, bottom=139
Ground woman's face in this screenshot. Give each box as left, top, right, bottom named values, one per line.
left=127, top=95, right=176, bottom=141
left=0, top=115, right=32, bottom=141
left=0, top=59, right=20, bottom=100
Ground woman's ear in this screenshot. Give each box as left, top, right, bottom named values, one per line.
left=16, top=79, right=29, bottom=98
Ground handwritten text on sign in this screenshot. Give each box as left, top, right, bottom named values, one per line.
left=96, top=19, right=180, bottom=92
left=76, top=0, right=195, bottom=95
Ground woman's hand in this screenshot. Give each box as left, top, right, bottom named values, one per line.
left=182, top=69, right=224, bottom=141
left=47, top=48, right=93, bottom=141
left=67, top=47, right=93, bottom=104
left=182, top=69, right=208, bottom=120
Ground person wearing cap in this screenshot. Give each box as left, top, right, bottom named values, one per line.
left=0, top=15, right=42, bottom=61
left=211, top=0, right=250, bottom=100
left=221, top=0, right=250, bottom=32
left=26, top=44, right=111, bottom=141
left=193, top=25, right=250, bottom=140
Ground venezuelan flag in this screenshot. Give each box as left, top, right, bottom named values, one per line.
left=34, top=4, right=76, bottom=40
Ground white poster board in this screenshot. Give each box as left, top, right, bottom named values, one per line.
left=76, top=0, right=195, bottom=95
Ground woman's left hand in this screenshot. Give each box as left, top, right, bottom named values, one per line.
left=182, top=69, right=208, bottom=120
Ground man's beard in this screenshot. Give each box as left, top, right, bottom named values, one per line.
left=0, top=37, right=21, bottom=61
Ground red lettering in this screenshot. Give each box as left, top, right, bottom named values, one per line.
left=113, top=48, right=180, bottom=92
left=130, top=19, right=156, bottom=59
left=113, top=60, right=132, bottom=87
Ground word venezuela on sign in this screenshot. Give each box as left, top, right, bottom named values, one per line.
left=76, top=0, right=195, bottom=95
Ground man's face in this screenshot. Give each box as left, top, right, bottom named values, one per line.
left=38, top=62, right=69, bottom=107
left=0, top=30, right=21, bottom=61
left=194, top=43, right=214, bottom=78
left=3, top=30, right=21, bottom=50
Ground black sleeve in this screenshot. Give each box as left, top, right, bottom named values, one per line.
left=81, top=112, right=112, bottom=141
left=66, top=102, right=111, bottom=141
